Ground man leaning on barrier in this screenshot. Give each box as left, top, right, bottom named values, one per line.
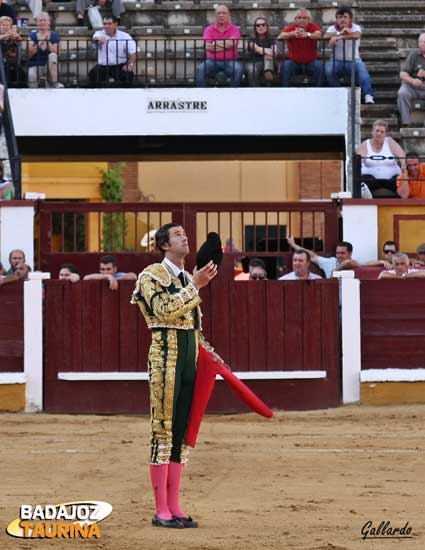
left=277, top=8, right=323, bottom=87
left=196, top=5, right=243, bottom=88
left=396, top=152, right=425, bottom=199
left=324, top=5, right=374, bottom=105
left=88, top=16, right=137, bottom=85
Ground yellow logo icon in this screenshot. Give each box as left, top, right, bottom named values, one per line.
left=6, top=501, right=112, bottom=539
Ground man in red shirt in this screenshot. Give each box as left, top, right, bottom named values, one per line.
left=196, top=5, right=243, bottom=87
left=277, top=9, right=323, bottom=86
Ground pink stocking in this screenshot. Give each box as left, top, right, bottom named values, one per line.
left=150, top=464, right=172, bottom=519
left=167, top=461, right=185, bottom=518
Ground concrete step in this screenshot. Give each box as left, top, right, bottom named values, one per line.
left=367, top=62, right=400, bottom=73
left=360, top=39, right=398, bottom=50
left=362, top=28, right=424, bottom=37
left=361, top=51, right=400, bottom=61
left=358, top=15, right=425, bottom=24
left=360, top=103, right=396, bottom=114
left=358, top=1, right=425, bottom=8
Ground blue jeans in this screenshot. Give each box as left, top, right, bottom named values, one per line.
left=325, top=59, right=373, bottom=97
left=280, top=59, right=324, bottom=87
left=196, top=59, right=243, bottom=87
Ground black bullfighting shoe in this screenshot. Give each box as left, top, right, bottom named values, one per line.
left=173, top=515, right=198, bottom=528
left=152, top=515, right=184, bottom=528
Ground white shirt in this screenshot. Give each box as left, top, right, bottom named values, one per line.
left=279, top=271, right=322, bottom=280
left=326, top=23, right=361, bottom=61
left=164, top=257, right=185, bottom=279
left=93, top=29, right=137, bottom=65
left=316, top=256, right=339, bottom=279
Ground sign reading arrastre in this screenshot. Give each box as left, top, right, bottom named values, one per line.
left=146, top=99, right=208, bottom=112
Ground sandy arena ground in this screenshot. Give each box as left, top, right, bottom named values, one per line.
left=0, top=404, right=424, bottom=550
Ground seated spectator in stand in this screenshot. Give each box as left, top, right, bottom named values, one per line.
left=324, top=5, right=374, bottom=104
left=88, top=16, right=136, bottom=85
left=0, top=160, right=14, bottom=199
left=397, top=34, right=425, bottom=128
left=28, top=13, right=63, bottom=88
left=278, top=9, right=323, bottom=87
left=279, top=250, right=322, bottom=280
left=248, top=258, right=268, bottom=280
left=5, top=248, right=25, bottom=275
left=396, top=152, right=425, bottom=198
left=357, top=120, right=405, bottom=198
left=196, top=5, right=243, bottom=88
left=0, top=17, right=25, bottom=88
left=364, top=240, right=398, bottom=269
left=246, top=17, right=277, bottom=86
left=59, top=263, right=80, bottom=283
left=0, top=0, right=16, bottom=26
left=84, top=254, right=136, bottom=290
left=413, top=243, right=425, bottom=266
left=76, top=0, right=125, bottom=27
left=287, top=236, right=358, bottom=278
left=378, top=252, right=425, bottom=279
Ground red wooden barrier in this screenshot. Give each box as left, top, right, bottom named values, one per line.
left=0, top=282, right=24, bottom=372
left=44, top=270, right=341, bottom=413
left=361, top=280, right=425, bottom=370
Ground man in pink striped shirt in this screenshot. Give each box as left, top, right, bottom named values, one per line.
left=196, top=5, right=243, bottom=87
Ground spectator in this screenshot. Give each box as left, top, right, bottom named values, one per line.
left=396, top=152, right=425, bottom=199
left=84, top=254, right=136, bottom=290
left=246, top=17, right=277, bottom=86
left=357, top=119, right=405, bottom=198
left=28, top=13, right=63, bottom=89
left=324, top=5, right=374, bottom=104
left=397, top=34, right=425, bottom=128
left=414, top=243, right=425, bottom=266
left=76, top=0, right=125, bottom=27
left=277, top=9, right=323, bottom=87
left=0, top=260, right=4, bottom=276
left=5, top=249, right=25, bottom=275
left=0, top=0, right=16, bottom=26
left=0, top=160, right=14, bottom=200
left=0, top=262, right=31, bottom=285
left=248, top=258, right=267, bottom=280
left=378, top=252, right=425, bottom=279
left=365, top=240, right=398, bottom=268
left=0, top=16, right=25, bottom=88
left=287, top=236, right=359, bottom=278
left=141, top=229, right=157, bottom=252
left=88, top=16, right=136, bottom=85
left=279, top=250, right=322, bottom=280
left=59, top=263, right=80, bottom=283
left=196, top=5, right=243, bottom=88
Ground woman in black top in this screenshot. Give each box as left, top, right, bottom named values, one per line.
left=246, top=17, right=277, bottom=86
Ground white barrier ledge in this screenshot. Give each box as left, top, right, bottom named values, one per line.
left=0, top=373, right=26, bottom=384
left=333, top=270, right=361, bottom=404
left=361, top=369, right=425, bottom=382
left=58, top=370, right=327, bottom=381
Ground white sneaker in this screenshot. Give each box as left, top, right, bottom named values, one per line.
left=364, top=94, right=375, bottom=104
left=51, top=82, right=64, bottom=88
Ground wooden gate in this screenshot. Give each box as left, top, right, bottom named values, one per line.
left=44, top=267, right=341, bottom=413
left=0, top=282, right=24, bottom=372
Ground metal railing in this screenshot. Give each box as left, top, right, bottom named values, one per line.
left=2, top=38, right=358, bottom=89
left=0, top=48, right=21, bottom=199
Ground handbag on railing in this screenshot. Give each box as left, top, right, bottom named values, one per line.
left=88, top=5, right=103, bottom=30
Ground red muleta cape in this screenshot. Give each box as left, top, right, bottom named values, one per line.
left=185, top=345, right=273, bottom=447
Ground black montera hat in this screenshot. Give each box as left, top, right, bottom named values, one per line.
left=196, top=232, right=223, bottom=269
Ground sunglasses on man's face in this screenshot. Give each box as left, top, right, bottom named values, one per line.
left=383, top=249, right=395, bottom=254
left=251, top=275, right=266, bottom=280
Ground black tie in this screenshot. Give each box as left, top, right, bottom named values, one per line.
left=178, top=272, right=186, bottom=287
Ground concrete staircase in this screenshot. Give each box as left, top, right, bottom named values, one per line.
left=357, top=0, right=425, bottom=147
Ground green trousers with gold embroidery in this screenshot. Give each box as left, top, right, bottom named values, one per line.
left=148, top=328, right=197, bottom=464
